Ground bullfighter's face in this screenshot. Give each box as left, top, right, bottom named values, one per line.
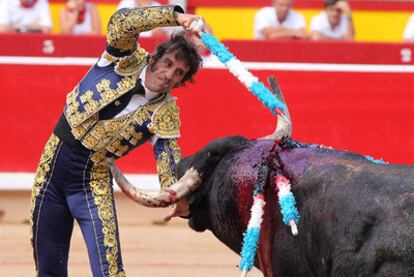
left=145, top=50, right=190, bottom=93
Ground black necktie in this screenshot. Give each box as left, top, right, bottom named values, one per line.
left=133, top=78, right=146, bottom=96
left=99, top=79, right=145, bottom=120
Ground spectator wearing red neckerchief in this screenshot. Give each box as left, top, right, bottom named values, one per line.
left=59, top=0, right=101, bottom=35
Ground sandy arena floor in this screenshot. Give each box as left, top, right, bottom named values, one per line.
left=0, top=191, right=262, bottom=276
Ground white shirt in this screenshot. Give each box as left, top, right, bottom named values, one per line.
left=254, top=7, right=306, bottom=40
left=114, top=65, right=165, bottom=145
left=310, top=12, right=350, bottom=39
left=403, top=13, right=414, bottom=40
left=0, top=0, right=52, bottom=31
left=114, top=65, right=160, bottom=118
left=96, top=56, right=163, bottom=143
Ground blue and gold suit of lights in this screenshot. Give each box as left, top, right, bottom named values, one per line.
left=30, top=5, right=184, bottom=277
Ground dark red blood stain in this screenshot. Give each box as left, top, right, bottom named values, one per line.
left=249, top=177, right=278, bottom=276
left=236, top=180, right=254, bottom=227
left=257, top=198, right=274, bottom=277
left=231, top=140, right=277, bottom=276
left=165, top=189, right=177, bottom=202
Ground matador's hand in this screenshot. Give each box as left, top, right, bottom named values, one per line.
left=175, top=13, right=205, bottom=35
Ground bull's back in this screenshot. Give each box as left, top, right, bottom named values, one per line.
left=284, top=148, right=414, bottom=276
left=223, top=141, right=414, bottom=276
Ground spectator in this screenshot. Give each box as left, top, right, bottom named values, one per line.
left=59, top=0, right=101, bottom=35
left=254, top=0, right=307, bottom=40
left=310, top=0, right=355, bottom=40
left=403, top=13, right=414, bottom=42
left=117, top=0, right=168, bottom=37
left=0, top=0, right=52, bottom=33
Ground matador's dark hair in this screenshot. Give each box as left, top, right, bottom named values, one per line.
left=151, top=31, right=203, bottom=86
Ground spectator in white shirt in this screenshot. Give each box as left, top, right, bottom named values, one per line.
left=59, top=0, right=101, bottom=35
left=310, top=0, right=355, bottom=41
left=0, top=0, right=52, bottom=33
left=403, top=13, right=414, bottom=42
left=254, top=0, right=307, bottom=40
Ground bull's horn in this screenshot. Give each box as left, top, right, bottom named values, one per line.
left=110, top=161, right=201, bottom=207
left=260, top=76, right=292, bottom=140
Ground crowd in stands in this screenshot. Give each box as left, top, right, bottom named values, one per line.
left=0, top=0, right=413, bottom=42
left=254, top=0, right=413, bottom=42
left=255, top=0, right=354, bottom=41
left=0, top=0, right=100, bottom=35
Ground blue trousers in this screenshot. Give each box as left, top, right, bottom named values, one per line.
left=30, top=134, right=126, bottom=277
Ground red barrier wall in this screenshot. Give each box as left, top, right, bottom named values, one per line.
left=1, top=33, right=413, bottom=64
left=1, top=66, right=413, bottom=172
left=0, top=35, right=413, bottom=173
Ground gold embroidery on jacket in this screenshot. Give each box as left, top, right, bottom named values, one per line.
left=148, top=98, right=181, bottom=139
left=106, top=140, right=129, bottom=157
left=89, top=163, right=123, bottom=276
left=120, top=126, right=143, bottom=146
left=71, top=114, right=99, bottom=140
left=133, top=107, right=150, bottom=125
left=87, top=95, right=167, bottom=158
left=106, top=6, right=177, bottom=54
left=83, top=94, right=176, bottom=162
left=65, top=76, right=137, bottom=128
left=80, top=90, right=99, bottom=115
left=65, top=87, right=83, bottom=127
left=80, top=114, right=133, bottom=151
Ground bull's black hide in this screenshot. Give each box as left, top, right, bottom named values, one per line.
left=178, top=136, right=414, bottom=277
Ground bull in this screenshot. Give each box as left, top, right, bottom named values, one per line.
left=110, top=77, right=414, bottom=276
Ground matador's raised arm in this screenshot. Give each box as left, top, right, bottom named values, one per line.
left=106, top=5, right=184, bottom=57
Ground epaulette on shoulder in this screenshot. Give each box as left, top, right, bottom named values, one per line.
left=115, top=47, right=149, bottom=76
